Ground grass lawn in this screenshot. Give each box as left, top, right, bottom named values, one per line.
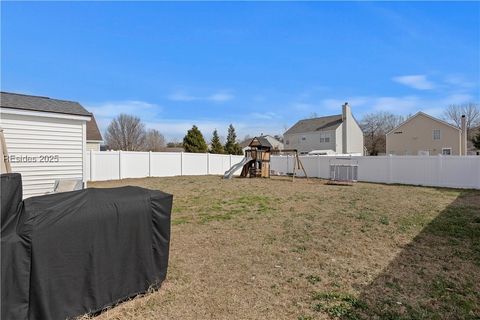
left=88, top=176, right=480, bottom=320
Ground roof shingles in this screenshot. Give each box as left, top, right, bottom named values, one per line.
left=86, top=115, right=103, bottom=141
left=0, top=92, right=91, bottom=117
left=284, top=114, right=343, bottom=135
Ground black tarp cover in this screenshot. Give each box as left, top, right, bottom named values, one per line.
left=1, top=174, right=172, bottom=320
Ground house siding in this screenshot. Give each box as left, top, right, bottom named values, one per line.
left=284, top=130, right=337, bottom=154
left=386, top=113, right=461, bottom=155
left=335, top=126, right=343, bottom=154
left=0, top=111, right=87, bottom=198
left=346, top=116, right=364, bottom=154
left=86, top=141, right=101, bottom=152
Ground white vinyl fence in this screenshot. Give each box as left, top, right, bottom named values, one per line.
left=87, top=151, right=480, bottom=189
left=86, top=151, right=244, bottom=181
left=270, top=155, right=480, bottom=189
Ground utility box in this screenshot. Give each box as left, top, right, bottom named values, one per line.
left=329, top=157, right=358, bottom=184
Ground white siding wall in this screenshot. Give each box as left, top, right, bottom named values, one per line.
left=284, top=130, right=337, bottom=154
left=1, top=111, right=87, bottom=198
left=347, top=117, right=364, bottom=154
left=86, top=141, right=101, bottom=151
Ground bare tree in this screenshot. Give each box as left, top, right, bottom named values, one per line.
left=443, top=103, right=480, bottom=131
left=361, top=112, right=404, bottom=155
left=144, top=129, right=166, bottom=152
left=105, top=114, right=146, bottom=151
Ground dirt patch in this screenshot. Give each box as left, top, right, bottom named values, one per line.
left=87, top=176, right=480, bottom=319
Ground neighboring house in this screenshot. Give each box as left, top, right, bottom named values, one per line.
left=386, top=112, right=468, bottom=156
left=0, top=92, right=92, bottom=198
left=468, top=125, right=480, bottom=155
left=241, top=135, right=284, bottom=153
left=86, top=115, right=103, bottom=151
left=283, top=103, right=364, bottom=155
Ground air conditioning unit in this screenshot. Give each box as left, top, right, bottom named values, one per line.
left=329, top=157, right=358, bottom=184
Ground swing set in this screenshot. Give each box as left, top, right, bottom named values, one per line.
left=229, top=136, right=307, bottom=180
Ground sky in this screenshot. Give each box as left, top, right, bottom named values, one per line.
left=1, top=1, right=479, bottom=141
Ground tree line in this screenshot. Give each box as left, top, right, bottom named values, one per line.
left=104, top=114, right=243, bottom=155
left=104, top=103, right=480, bottom=155
left=182, top=124, right=243, bottom=154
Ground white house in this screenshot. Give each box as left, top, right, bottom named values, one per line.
left=0, top=92, right=92, bottom=198
left=284, top=103, right=364, bottom=155
left=86, top=115, right=103, bottom=151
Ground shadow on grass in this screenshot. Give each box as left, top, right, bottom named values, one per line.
left=339, top=190, right=480, bottom=320
left=307, top=190, right=480, bottom=320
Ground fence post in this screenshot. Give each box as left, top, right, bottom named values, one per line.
left=119, top=150, right=123, bottom=180
left=477, top=157, right=480, bottom=189
left=437, top=154, right=443, bottom=187
left=207, top=153, right=210, bottom=175
left=180, top=152, right=184, bottom=176
left=90, top=150, right=94, bottom=181
left=287, top=155, right=290, bottom=174
left=387, top=155, right=393, bottom=184
left=317, top=155, right=321, bottom=178
left=149, top=151, right=152, bottom=177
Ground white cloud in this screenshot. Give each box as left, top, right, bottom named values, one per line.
left=250, top=112, right=278, bottom=120
left=393, top=75, right=435, bottom=90
left=208, top=92, right=234, bottom=102
left=370, top=96, right=420, bottom=112
left=167, top=92, right=197, bottom=101
left=167, top=90, right=234, bottom=102
left=443, top=75, right=476, bottom=89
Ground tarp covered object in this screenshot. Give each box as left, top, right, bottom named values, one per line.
left=1, top=174, right=173, bottom=320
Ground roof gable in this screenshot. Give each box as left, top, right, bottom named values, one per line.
left=86, top=115, right=103, bottom=141
left=0, top=92, right=91, bottom=117
left=284, top=114, right=343, bottom=135
left=386, top=112, right=461, bottom=135
left=249, top=136, right=273, bottom=148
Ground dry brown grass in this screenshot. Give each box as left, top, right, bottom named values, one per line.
left=88, top=176, right=480, bottom=320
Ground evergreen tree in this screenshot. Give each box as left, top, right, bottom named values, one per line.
left=472, top=131, right=480, bottom=150
left=210, top=129, right=224, bottom=154
left=183, top=125, right=208, bottom=153
left=224, top=124, right=243, bottom=155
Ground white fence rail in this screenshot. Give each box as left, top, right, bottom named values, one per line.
left=86, top=151, right=244, bottom=181
left=270, top=155, right=480, bottom=189
left=87, top=152, right=480, bottom=189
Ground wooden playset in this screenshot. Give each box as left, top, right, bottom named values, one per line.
left=236, top=136, right=307, bottom=179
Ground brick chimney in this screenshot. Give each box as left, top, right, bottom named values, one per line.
left=461, top=115, right=467, bottom=155
left=342, top=102, right=350, bottom=154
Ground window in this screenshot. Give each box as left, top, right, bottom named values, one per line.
left=319, top=132, right=331, bottom=143
left=433, top=129, right=441, bottom=140
left=285, top=140, right=290, bottom=145
left=301, top=136, right=306, bottom=141
left=442, top=148, right=452, bottom=155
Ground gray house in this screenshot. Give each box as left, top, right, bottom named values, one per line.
left=284, top=103, right=364, bottom=155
